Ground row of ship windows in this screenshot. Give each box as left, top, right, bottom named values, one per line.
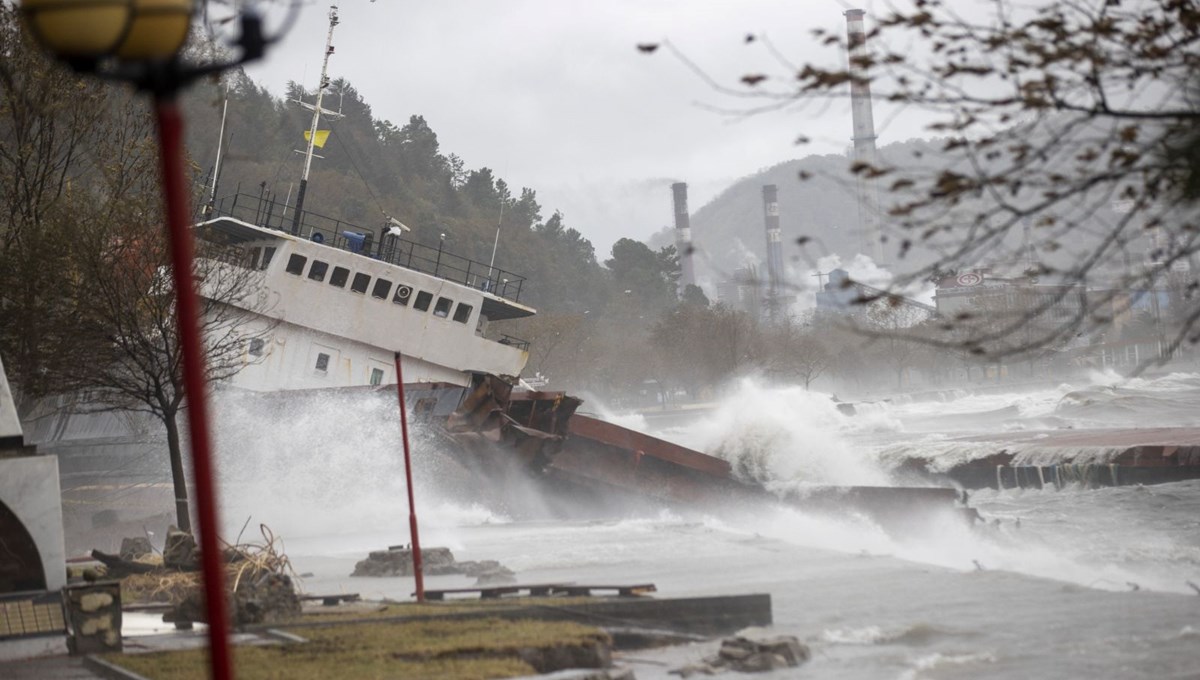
left=246, top=338, right=387, bottom=385
left=282, top=252, right=473, bottom=323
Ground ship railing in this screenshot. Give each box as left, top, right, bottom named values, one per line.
left=210, top=192, right=527, bottom=304
left=497, top=334, right=530, bottom=352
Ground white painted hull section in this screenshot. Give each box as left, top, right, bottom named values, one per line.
left=197, top=219, right=532, bottom=392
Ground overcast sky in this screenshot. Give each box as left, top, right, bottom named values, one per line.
left=242, top=0, right=926, bottom=256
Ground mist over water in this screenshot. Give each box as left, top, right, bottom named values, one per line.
left=211, top=390, right=509, bottom=549
left=209, top=369, right=1200, bottom=599
left=662, top=378, right=893, bottom=489
left=202, top=371, right=1200, bottom=677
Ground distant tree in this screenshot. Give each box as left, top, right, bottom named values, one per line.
left=681, top=284, right=710, bottom=308
left=605, top=238, right=679, bottom=312
left=0, top=7, right=110, bottom=396
left=0, top=7, right=271, bottom=531
left=652, top=303, right=760, bottom=397
left=57, top=216, right=272, bottom=533
left=767, top=320, right=832, bottom=390
left=863, top=302, right=932, bottom=389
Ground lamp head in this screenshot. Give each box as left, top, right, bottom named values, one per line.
left=19, top=0, right=194, bottom=65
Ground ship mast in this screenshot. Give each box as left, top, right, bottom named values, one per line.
left=291, top=3, right=341, bottom=235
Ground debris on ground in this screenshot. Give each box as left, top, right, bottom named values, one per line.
left=669, top=635, right=809, bottom=676
left=119, top=536, right=153, bottom=562
left=91, top=524, right=301, bottom=626
left=351, top=545, right=515, bottom=583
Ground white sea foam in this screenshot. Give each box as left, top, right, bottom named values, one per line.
left=688, top=377, right=890, bottom=488
left=897, top=651, right=996, bottom=680
left=210, top=389, right=506, bottom=544
left=820, top=625, right=888, bottom=644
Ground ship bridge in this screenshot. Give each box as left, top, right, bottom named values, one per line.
left=200, top=193, right=533, bottom=321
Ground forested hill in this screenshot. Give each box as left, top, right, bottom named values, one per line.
left=179, top=70, right=609, bottom=314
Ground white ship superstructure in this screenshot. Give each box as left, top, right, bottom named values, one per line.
left=198, top=194, right=534, bottom=391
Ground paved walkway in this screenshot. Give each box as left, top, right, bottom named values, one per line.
left=0, top=655, right=99, bottom=679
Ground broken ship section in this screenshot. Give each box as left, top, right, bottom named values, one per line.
left=435, top=374, right=968, bottom=532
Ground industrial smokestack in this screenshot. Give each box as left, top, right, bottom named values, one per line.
left=844, top=9, right=884, bottom=263
left=671, top=182, right=696, bottom=290
left=762, top=185, right=784, bottom=318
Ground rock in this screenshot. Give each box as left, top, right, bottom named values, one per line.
left=668, top=662, right=718, bottom=677
left=171, top=571, right=301, bottom=626
left=350, top=547, right=516, bottom=580
left=235, top=572, right=302, bottom=625
left=732, top=652, right=788, bottom=673
left=119, top=537, right=153, bottom=561
left=515, top=637, right=612, bottom=673
left=717, top=637, right=755, bottom=661
left=163, top=526, right=198, bottom=571
left=475, top=566, right=517, bottom=585
left=755, top=635, right=810, bottom=665
left=671, top=635, right=808, bottom=676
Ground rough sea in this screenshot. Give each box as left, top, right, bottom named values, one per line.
left=206, top=370, right=1200, bottom=679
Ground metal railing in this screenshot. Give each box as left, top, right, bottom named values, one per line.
left=497, top=334, right=530, bottom=352
left=210, top=193, right=527, bottom=304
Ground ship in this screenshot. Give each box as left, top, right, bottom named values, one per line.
left=198, top=192, right=535, bottom=390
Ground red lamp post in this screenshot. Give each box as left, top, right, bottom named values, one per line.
left=17, top=3, right=268, bottom=678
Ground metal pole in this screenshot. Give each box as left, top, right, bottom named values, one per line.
left=435, top=234, right=444, bottom=278
left=207, top=92, right=228, bottom=215
left=154, top=96, right=233, bottom=680
left=292, top=3, right=340, bottom=234
left=393, top=352, right=424, bottom=602
left=487, top=200, right=504, bottom=282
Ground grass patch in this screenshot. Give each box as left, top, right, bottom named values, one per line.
left=105, top=618, right=609, bottom=680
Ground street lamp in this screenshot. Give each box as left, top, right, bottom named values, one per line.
left=21, top=0, right=193, bottom=63
left=18, top=3, right=267, bottom=679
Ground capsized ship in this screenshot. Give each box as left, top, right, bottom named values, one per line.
left=199, top=192, right=535, bottom=390
left=190, top=195, right=970, bottom=530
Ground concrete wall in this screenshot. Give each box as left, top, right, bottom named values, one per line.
left=0, top=456, right=66, bottom=592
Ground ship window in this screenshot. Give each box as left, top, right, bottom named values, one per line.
left=285, top=254, right=307, bottom=275
left=372, top=278, right=393, bottom=300
left=453, top=303, right=473, bottom=324
left=370, top=368, right=384, bottom=386
left=413, top=290, right=433, bottom=312
left=393, top=284, right=412, bottom=306
left=433, top=297, right=452, bottom=318
left=308, top=260, right=329, bottom=282
left=261, top=247, right=276, bottom=270
left=314, top=352, right=330, bottom=373
left=329, top=266, right=350, bottom=288
left=248, top=338, right=265, bottom=357
left=351, top=272, right=371, bottom=294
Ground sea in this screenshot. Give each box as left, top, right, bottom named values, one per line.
left=124, top=370, right=1200, bottom=677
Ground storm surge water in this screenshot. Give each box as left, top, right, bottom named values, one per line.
left=663, top=377, right=893, bottom=489
left=210, top=389, right=508, bottom=550
left=633, top=372, right=1200, bottom=596
left=200, top=372, right=1200, bottom=678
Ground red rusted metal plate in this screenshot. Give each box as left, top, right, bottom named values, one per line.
left=567, top=415, right=732, bottom=478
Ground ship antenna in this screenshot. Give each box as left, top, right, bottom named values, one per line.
left=290, top=2, right=343, bottom=235
left=206, top=86, right=229, bottom=217
left=487, top=198, right=505, bottom=281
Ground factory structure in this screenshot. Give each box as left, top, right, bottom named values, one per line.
left=844, top=8, right=885, bottom=264
left=671, top=182, right=696, bottom=293
left=679, top=8, right=888, bottom=322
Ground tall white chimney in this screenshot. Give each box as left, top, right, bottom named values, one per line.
left=845, top=9, right=884, bottom=263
